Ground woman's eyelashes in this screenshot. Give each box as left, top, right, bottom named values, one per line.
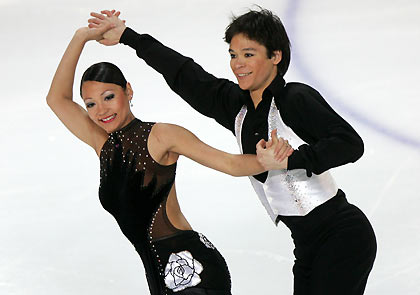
left=104, top=93, right=115, bottom=101
left=86, top=102, right=95, bottom=108
left=85, top=93, right=114, bottom=108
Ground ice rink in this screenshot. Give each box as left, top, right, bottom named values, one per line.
left=1, top=0, right=419, bottom=294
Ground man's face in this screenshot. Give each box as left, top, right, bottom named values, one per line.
left=229, top=33, right=281, bottom=99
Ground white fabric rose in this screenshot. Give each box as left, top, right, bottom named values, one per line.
left=164, top=250, right=203, bottom=292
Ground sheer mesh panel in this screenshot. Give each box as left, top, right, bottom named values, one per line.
left=150, top=198, right=180, bottom=240
left=99, top=119, right=180, bottom=244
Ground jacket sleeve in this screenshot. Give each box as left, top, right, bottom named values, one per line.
left=119, top=27, right=243, bottom=133
left=284, top=84, right=364, bottom=176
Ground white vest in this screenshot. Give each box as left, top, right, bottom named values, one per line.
left=235, top=98, right=338, bottom=223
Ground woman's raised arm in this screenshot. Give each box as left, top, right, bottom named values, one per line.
left=46, top=25, right=113, bottom=155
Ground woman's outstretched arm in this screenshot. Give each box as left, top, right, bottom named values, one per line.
left=46, top=24, right=113, bottom=155
left=148, top=123, right=291, bottom=177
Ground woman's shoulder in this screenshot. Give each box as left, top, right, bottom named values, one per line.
left=148, top=122, right=177, bottom=147
left=150, top=122, right=187, bottom=140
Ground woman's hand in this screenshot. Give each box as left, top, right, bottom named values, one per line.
left=256, top=130, right=294, bottom=171
left=75, top=20, right=115, bottom=43
left=88, top=10, right=126, bottom=46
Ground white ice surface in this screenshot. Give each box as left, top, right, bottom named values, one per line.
left=1, top=0, right=419, bottom=294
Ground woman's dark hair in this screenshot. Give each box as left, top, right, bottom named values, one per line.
left=80, top=62, right=127, bottom=97
left=224, top=8, right=291, bottom=76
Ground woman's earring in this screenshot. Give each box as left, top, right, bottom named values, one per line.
left=130, top=95, right=133, bottom=107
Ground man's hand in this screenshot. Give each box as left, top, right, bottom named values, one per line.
left=88, top=10, right=126, bottom=46
left=256, top=129, right=294, bottom=171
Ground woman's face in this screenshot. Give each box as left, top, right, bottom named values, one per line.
left=81, top=81, right=134, bottom=133
left=229, top=33, right=281, bottom=98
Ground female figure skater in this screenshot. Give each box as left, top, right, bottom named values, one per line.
left=46, top=20, right=290, bottom=295
left=89, top=8, right=377, bottom=295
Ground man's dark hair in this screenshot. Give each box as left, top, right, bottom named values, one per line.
left=224, top=8, right=291, bottom=76
left=80, top=62, right=127, bottom=97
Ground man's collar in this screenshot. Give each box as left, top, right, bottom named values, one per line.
left=243, top=74, right=286, bottom=109
left=263, top=74, right=286, bottom=100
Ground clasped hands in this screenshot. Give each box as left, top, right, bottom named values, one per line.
left=86, top=10, right=127, bottom=45
left=256, top=130, right=294, bottom=171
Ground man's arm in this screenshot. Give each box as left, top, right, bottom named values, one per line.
left=120, top=28, right=244, bottom=132
left=281, top=83, right=364, bottom=176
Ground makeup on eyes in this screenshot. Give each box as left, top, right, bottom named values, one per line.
left=104, top=93, right=115, bottom=100
left=86, top=102, right=95, bottom=108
